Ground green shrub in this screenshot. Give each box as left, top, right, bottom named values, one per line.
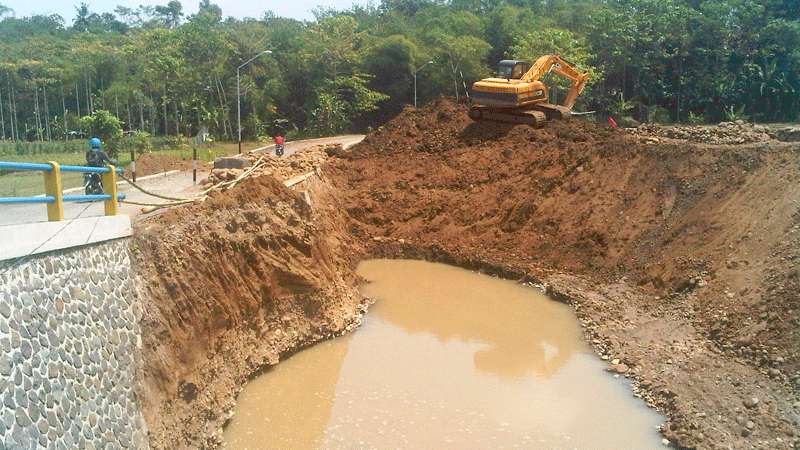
left=79, top=110, right=124, bottom=156
left=687, top=111, right=706, bottom=124
left=723, top=105, right=749, bottom=122
left=121, top=131, right=153, bottom=156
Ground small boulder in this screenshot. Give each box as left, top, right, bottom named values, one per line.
left=743, top=397, right=759, bottom=409
left=607, top=363, right=629, bottom=374
left=213, top=156, right=252, bottom=170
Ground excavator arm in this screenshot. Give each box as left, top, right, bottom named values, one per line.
left=521, top=55, right=590, bottom=110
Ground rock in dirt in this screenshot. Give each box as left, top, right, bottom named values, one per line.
left=772, top=126, right=800, bottom=142
left=632, top=122, right=772, bottom=145
left=213, top=156, right=252, bottom=170
left=743, top=397, right=760, bottom=409
left=608, top=363, right=630, bottom=374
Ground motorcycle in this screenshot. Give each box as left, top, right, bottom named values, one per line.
left=84, top=172, right=104, bottom=195
left=275, top=143, right=285, bottom=157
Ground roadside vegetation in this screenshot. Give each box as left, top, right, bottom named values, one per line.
left=0, top=0, right=796, bottom=150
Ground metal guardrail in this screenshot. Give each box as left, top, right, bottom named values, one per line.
left=0, top=161, right=125, bottom=221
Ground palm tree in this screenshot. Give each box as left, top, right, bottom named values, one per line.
left=0, top=3, right=12, bottom=18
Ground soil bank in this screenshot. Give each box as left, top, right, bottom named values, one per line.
left=131, top=175, right=366, bottom=448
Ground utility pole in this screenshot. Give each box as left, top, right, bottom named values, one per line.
left=0, top=81, right=5, bottom=140
left=413, top=60, right=434, bottom=108
left=237, top=50, right=271, bottom=154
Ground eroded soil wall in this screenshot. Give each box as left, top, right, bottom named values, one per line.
left=131, top=176, right=364, bottom=449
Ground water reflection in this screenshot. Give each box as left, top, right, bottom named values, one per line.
left=360, top=259, right=579, bottom=379
left=224, top=259, right=664, bottom=450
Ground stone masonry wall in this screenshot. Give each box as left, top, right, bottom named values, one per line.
left=0, top=239, right=147, bottom=449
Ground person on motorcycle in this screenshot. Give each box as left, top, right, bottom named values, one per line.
left=86, top=138, right=113, bottom=167
left=84, top=137, right=115, bottom=195
left=273, top=134, right=285, bottom=157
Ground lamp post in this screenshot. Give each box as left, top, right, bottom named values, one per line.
left=237, top=50, right=272, bottom=154
left=413, top=60, right=435, bottom=108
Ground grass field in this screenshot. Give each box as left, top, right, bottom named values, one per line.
left=0, top=141, right=256, bottom=197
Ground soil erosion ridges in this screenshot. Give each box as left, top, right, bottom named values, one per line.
left=326, top=99, right=800, bottom=449
left=131, top=175, right=363, bottom=448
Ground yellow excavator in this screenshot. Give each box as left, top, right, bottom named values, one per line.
left=469, top=54, right=590, bottom=127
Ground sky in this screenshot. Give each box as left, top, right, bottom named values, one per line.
left=1, top=0, right=368, bottom=22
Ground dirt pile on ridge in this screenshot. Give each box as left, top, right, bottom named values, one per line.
left=326, top=99, right=800, bottom=449
left=131, top=174, right=364, bottom=448
left=205, top=144, right=336, bottom=185
left=632, top=121, right=773, bottom=145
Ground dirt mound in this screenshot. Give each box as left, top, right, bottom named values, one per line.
left=131, top=174, right=364, bottom=448
left=773, top=126, right=800, bottom=142
left=205, top=144, right=334, bottom=185
left=632, top=121, right=773, bottom=145
left=133, top=152, right=192, bottom=176
left=326, top=99, right=800, bottom=449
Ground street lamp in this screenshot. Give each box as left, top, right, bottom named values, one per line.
left=413, top=60, right=435, bottom=108
left=237, top=50, right=272, bottom=154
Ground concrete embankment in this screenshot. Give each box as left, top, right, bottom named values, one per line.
left=0, top=239, right=148, bottom=449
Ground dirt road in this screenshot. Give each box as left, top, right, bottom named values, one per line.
left=251, top=134, right=364, bottom=157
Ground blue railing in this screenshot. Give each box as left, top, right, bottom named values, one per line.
left=0, top=161, right=124, bottom=173
left=0, top=161, right=125, bottom=221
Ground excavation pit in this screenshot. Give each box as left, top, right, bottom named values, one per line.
left=223, top=259, right=665, bottom=449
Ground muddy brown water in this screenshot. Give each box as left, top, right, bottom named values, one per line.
left=224, top=259, right=664, bottom=449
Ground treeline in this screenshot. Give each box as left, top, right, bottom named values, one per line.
left=0, top=0, right=798, bottom=143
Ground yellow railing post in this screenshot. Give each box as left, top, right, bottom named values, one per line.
left=43, top=161, right=64, bottom=222
left=102, top=165, right=119, bottom=216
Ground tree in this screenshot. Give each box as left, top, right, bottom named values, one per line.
left=155, top=1, right=183, bottom=28
left=79, top=110, right=123, bottom=155
left=72, top=3, right=91, bottom=32
left=419, top=8, right=491, bottom=101
left=362, top=35, right=417, bottom=119
left=309, top=75, right=388, bottom=134
left=0, top=3, right=12, bottom=18
left=198, top=0, right=222, bottom=22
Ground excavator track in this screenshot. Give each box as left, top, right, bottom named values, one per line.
left=469, top=104, right=567, bottom=127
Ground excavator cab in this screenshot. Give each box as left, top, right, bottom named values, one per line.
left=496, top=60, right=531, bottom=80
